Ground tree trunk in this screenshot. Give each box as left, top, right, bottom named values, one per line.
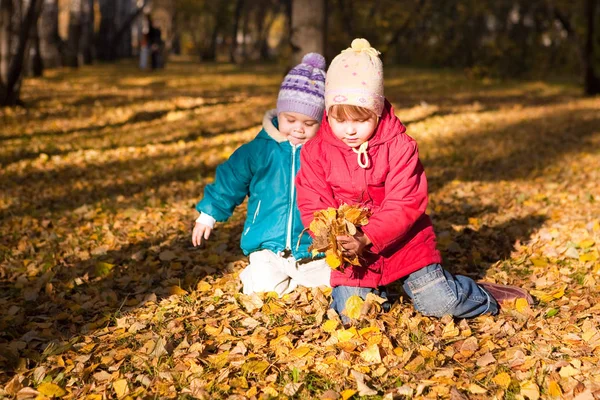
left=66, top=0, right=82, bottom=67
left=241, top=3, right=250, bottom=61
left=0, top=0, right=13, bottom=85
left=290, top=0, right=326, bottom=65
left=109, top=0, right=148, bottom=59
left=97, top=0, right=116, bottom=61
left=38, top=0, right=62, bottom=68
left=583, top=0, right=600, bottom=95
left=230, top=0, right=244, bottom=63
left=30, top=17, right=44, bottom=76
left=552, top=1, right=600, bottom=96
left=80, top=0, right=94, bottom=64
left=204, top=23, right=219, bottom=61
left=1, top=0, right=44, bottom=106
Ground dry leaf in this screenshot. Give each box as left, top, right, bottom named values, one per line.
left=350, top=370, right=377, bottom=396
left=112, top=379, right=129, bottom=398
left=520, top=381, right=540, bottom=400
left=344, top=295, right=364, bottom=319
left=547, top=381, right=562, bottom=398
left=360, top=344, right=382, bottom=364
left=322, top=319, right=339, bottom=333
left=492, top=372, right=511, bottom=388
left=468, top=383, right=487, bottom=394
left=340, top=389, right=357, bottom=400
left=37, top=383, right=66, bottom=397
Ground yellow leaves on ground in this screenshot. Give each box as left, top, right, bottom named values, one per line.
left=515, top=297, right=532, bottom=313
left=112, top=379, right=129, bottom=398
left=242, top=360, right=270, bottom=375
left=37, top=382, right=66, bottom=397
left=547, top=381, right=563, bottom=398
left=308, top=204, right=371, bottom=269
left=340, top=389, right=357, bottom=400
left=492, top=372, right=512, bottom=388
left=442, top=320, right=460, bottom=338
left=468, top=383, right=488, bottom=394
left=344, top=295, right=364, bottom=319
left=168, top=285, right=188, bottom=296
left=579, top=249, right=599, bottom=262
left=196, top=281, right=211, bottom=292
left=290, top=346, right=311, bottom=358
left=321, top=319, right=339, bottom=333
left=359, top=343, right=382, bottom=364
left=3, top=60, right=600, bottom=399
left=520, top=380, right=540, bottom=400
left=530, top=284, right=567, bottom=302
left=337, top=328, right=357, bottom=342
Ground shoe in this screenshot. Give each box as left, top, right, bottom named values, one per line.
left=477, top=281, right=534, bottom=306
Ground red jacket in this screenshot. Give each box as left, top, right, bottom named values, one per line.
left=296, top=100, right=442, bottom=288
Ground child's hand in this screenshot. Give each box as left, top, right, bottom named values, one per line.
left=336, top=230, right=372, bottom=257
left=192, top=222, right=212, bottom=247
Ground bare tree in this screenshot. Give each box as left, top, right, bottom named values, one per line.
left=0, top=0, right=45, bottom=106
left=0, top=0, right=14, bottom=82
left=66, top=0, right=82, bottom=67
left=39, top=0, right=62, bottom=68
left=290, top=0, right=326, bottom=65
left=80, top=0, right=94, bottom=64
left=230, top=0, right=244, bottom=63
left=552, top=0, right=600, bottom=95
left=29, top=14, right=43, bottom=76
left=583, top=0, right=600, bottom=95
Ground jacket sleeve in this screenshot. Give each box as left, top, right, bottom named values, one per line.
left=195, top=143, right=254, bottom=222
left=296, top=142, right=337, bottom=228
left=361, top=140, right=429, bottom=254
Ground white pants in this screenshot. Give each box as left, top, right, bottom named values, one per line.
left=239, top=249, right=331, bottom=297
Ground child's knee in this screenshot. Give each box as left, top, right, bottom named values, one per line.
left=405, top=266, right=460, bottom=317
left=412, top=292, right=459, bottom=317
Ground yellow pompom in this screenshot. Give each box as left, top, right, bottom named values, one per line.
left=351, top=38, right=371, bottom=51
left=343, top=38, right=381, bottom=58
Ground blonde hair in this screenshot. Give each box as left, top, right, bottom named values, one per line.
left=328, top=104, right=377, bottom=121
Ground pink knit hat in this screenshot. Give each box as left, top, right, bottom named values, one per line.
left=325, top=38, right=384, bottom=116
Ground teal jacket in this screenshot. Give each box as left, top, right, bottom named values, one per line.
left=196, top=110, right=313, bottom=260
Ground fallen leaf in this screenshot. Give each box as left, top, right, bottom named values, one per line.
left=492, top=372, right=511, bottom=388
left=360, top=344, right=382, bottom=364
left=322, top=319, right=339, bottom=333
left=112, top=379, right=129, bottom=398
left=344, top=295, right=364, bottom=319
left=520, top=380, right=540, bottom=400
left=350, top=370, right=377, bottom=396
left=37, top=382, right=66, bottom=397
left=340, top=389, right=357, bottom=400
left=476, top=352, right=496, bottom=367
left=468, top=383, right=487, bottom=394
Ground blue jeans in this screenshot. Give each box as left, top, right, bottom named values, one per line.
left=331, top=263, right=499, bottom=321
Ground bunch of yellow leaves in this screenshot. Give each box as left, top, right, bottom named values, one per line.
left=306, top=204, right=371, bottom=269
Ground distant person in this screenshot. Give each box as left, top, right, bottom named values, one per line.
left=139, top=31, right=149, bottom=70
left=192, top=53, right=331, bottom=296
left=147, top=16, right=162, bottom=70
left=296, top=39, right=534, bottom=323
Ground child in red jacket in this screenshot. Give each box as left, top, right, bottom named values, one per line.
left=296, top=39, right=532, bottom=322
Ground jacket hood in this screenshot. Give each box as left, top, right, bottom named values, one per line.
left=261, top=109, right=288, bottom=143
left=319, top=99, right=406, bottom=149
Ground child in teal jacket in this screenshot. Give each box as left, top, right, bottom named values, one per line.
left=192, top=54, right=331, bottom=296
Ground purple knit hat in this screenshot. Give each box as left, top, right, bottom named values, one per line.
left=276, top=53, right=327, bottom=122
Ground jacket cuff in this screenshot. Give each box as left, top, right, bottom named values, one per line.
left=195, top=212, right=216, bottom=228
left=362, top=225, right=382, bottom=254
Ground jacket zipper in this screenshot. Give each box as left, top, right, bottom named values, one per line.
left=285, top=144, right=297, bottom=251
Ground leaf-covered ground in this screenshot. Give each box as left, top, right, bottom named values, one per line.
left=1, top=58, right=599, bottom=399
